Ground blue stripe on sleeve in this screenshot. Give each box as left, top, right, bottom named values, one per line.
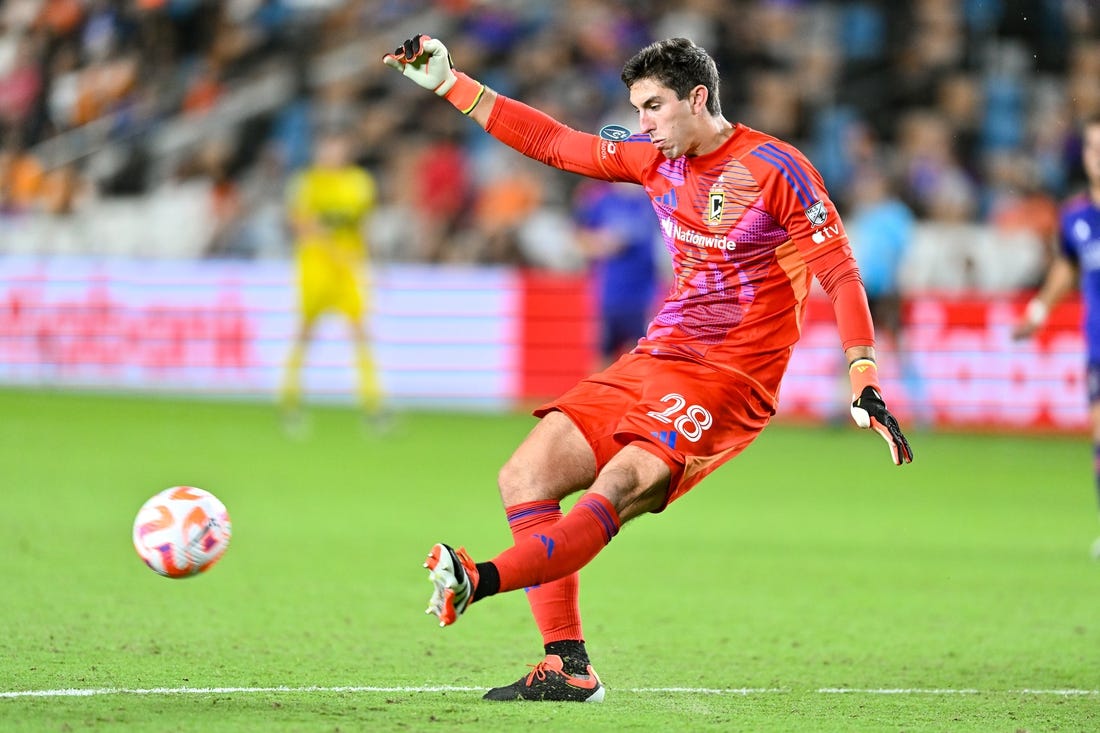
left=751, top=147, right=811, bottom=207
left=760, top=143, right=819, bottom=202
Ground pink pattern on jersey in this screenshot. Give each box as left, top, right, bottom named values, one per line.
left=657, top=157, right=686, bottom=186
left=649, top=197, right=791, bottom=348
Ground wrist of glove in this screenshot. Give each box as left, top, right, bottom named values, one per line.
left=382, top=34, right=485, bottom=114
left=848, top=359, right=914, bottom=466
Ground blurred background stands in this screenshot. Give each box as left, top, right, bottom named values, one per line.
left=0, top=0, right=1098, bottom=294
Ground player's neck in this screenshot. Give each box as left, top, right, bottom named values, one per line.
left=691, top=118, right=735, bottom=157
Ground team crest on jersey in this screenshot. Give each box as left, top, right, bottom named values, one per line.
left=706, top=190, right=724, bottom=224
left=598, top=124, right=632, bottom=141
left=805, top=200, right=828, bottom=226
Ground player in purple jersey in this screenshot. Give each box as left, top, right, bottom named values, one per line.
left=573, top=180, right=660, bottom=365
left=1014, top=115, right=1100, bottom=558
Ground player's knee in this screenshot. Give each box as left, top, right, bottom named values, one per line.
left=496, top=457, right=527, bottom=505
left=593, top=447, right=671, bottom=520
left=496, top=456, right=564, bottom=505
left=497, top=437, right=595, bottom=506
left=593, top=469, right=664, bottom=520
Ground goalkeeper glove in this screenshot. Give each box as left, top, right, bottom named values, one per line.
left=382, top=34, right=485, bottom=115
left=849, top=358, right=914, bottom=465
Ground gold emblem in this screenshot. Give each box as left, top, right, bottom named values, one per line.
left=706, top=190, right=724, bottom=224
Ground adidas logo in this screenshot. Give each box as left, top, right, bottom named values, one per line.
left=651, top=430, right=677, bottom=448
left=534, top=533, right=555, bottom=559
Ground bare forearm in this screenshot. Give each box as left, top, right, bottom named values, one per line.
left=1035, top=257, right=1078, bottom=307
left=1015, top=255, right=1078, bottom=338
left=845, top=345, right=876, bottom=366
left=466, top=86, right=498, bottom=128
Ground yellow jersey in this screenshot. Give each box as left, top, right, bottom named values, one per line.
left=288, top=166, right=376, bottom=256
left=287, top=166, right=377, bottom=320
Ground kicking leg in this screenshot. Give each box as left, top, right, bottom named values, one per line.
left=422, top=411, right=670, bottom=702
left=484, top=440, right=669, bottom=595
left=423, top=411, right=594, bottom=629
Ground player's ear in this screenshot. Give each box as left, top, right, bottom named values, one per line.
left=688, top=85, right=709, bottom=115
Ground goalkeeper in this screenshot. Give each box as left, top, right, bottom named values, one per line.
left=279, top=128, right=383, bottom=431
left=384, top=34, right=913, bottom=702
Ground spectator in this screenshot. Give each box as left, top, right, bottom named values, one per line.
left=0, top=139, right=43, bottom=214
left=846, top=163, right=915, bottom=349
left=0, top=33, right=43, bottom=137
left=0, top=0, right=1099, bottom=285
left=985, top=150, right=1060, bottom=286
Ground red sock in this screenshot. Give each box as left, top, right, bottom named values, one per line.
left=505, top=500, right=582, bottom=644
left=493, top=494, right=620, bottom=595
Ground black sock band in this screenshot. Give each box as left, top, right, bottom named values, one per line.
left=473, top=562, right=499, bottom=602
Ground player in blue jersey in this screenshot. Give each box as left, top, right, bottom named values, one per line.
left=1013, top=115, right=1100, bottom=558
left=573, top=180, right=661, bottom=365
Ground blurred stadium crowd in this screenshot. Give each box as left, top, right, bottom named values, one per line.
left=0, top=0, right=1098, bottom=287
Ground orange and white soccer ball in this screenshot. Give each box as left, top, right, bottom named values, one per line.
left=132, top=486, right=232, bottom=578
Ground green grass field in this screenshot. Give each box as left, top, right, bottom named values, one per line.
left=0, top=389, right=1097, bottom=732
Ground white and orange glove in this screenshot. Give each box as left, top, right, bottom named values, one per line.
left=382, top=34, right=485, bottom=115
left=849, top=358, right=914, bottom=465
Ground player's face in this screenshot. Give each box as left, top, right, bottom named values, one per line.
left=629, top=78, right=703, bottom=160
left=1084, top=124, right=1100, bottom=185
left=316, top=135, right=351, bottom=168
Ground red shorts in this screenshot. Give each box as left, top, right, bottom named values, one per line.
left=534, top=353, right=776, bottom=511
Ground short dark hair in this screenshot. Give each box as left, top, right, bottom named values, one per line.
left=621, top=38, right=722, bottom=117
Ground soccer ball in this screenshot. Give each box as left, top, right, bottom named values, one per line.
left=132, top=486, right=232, bottom=578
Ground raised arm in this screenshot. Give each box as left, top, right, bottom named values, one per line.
left=383, top=34, right=643, bottom=182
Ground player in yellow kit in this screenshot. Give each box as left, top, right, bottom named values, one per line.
left=280, top=128, right=383, bottom=431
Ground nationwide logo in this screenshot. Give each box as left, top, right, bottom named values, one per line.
left=660, top=217, right=736, bottom=251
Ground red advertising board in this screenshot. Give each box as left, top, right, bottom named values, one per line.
left=0, top=257, right=1088, bottom=430
left=778, top=295, right=1087, bottom=431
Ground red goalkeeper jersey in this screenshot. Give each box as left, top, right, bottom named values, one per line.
left=486, top=97, right=873, bottom=404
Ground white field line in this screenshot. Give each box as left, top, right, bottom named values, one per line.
left=2, top=685, right=1098, bottom=699
left=817, top=688, right=1100, bottom=696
